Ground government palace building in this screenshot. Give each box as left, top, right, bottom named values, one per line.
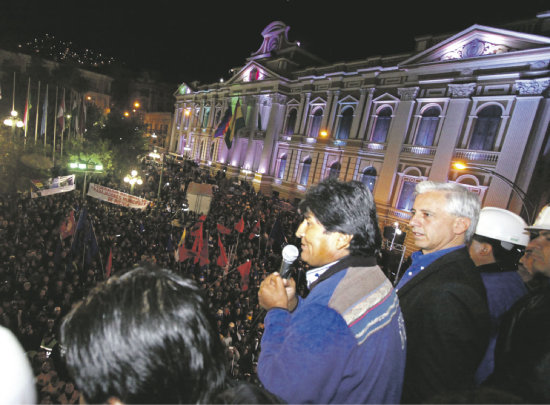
left=168, top=12, right=550, bottom=254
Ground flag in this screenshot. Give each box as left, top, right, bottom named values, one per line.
left=57, top=90, right=65, bottom=133
left=177, top=244, right=194, bottom=262
left=249, top=220, right=260, bottom=240
left=40, top=84, right=48, bottom=135
left=105, top=248, right=113, bottom=278
left=198, top=214, right=207, bottom=222
left=214, top=106, right=232, bottom=138
left=217, top=223, right=231, bottom=235
left=225, top=98, right=245, bottom=150
left=234, top=216, right=244, bottom=233
left=23, top=78, right=31, bottom=132
left=178, top=228, right=187, bottom=247
left=217, top=235, right=228, bottom=267
left=237, top=260, right=252, bottom=291
left=59, top=209, right=76, bottom=239
left=199, top=238, right=210, bottom=266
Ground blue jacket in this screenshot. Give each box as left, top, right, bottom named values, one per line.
left=258, top=255, right=406, bottom=404
left=475, top=265, right=528, bottom=384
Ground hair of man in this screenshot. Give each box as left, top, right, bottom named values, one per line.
left=298, top=178, right=381, bottom=256
left=415, top=181, right=480, bottom=243
left=60, top=263, right=227, bottom=404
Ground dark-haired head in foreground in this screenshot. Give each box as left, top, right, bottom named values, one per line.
left=60, top=264, right=229, bottom=404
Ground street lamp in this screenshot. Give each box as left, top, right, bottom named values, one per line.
left=124, top=169, right=143, bottom=195
left=452, top=161, right=535, bottom=224
left=69, top=161, right=104, bottom=198
left=148, top=150, right=164, bottom=203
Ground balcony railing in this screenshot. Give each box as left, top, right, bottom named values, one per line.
left=401, top=144, right=437, bottom=156
left=454, top=149, right=499, bottom=164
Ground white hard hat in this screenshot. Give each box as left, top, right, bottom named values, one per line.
left=475, top=207, right=530, bottom=247
left=526, top=204, right=550, bottom=231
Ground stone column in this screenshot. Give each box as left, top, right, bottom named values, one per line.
left=258, top=94, right=286, bottom=176
left=374, top=87, right=418, bottom=205
left=298, top=93, right=311, bottom=135
left=429, top=83, right=474, bottom=182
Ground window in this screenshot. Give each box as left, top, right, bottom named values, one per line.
left=285, top=109, right=297, bottom=136
left=371, top=107, right=392, bottom=143
left=415, top=107, right=440, bottom=146
left=308, top=109, right=323, bottom=138
left=328, top=162, right=341, bottom=179
left=396, top=179, right=418, bottom=211
left=469, top=105, right=502, bottom=151
left=202, top=107, right=210, bottom=128
left=361, top=167, right=377, bottom=192
left=335, top=107, right=353, bottom=140
left=300, top=158, right=312, bottom=185
left=277, top=155, right=287, bottom=179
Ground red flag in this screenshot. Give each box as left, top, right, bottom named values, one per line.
left=249, top=220, right=261, bottom=240
left=234, top=216, right=244, bottom=233
left=105, top=248, right=113, bottom=278
left=217, top=223, right=231, bottom=235
left=59, top=209, right=76, bottom=239
left=191, top=221, right=203, bottom=237
left=198, top=214, right=207, bottom=222
left=177, top=244, right=194, bottom=262
left=237, top=260, right=251, bottom=291
left=217, top=236, right=228, bottom=267
left=199, top=239, right=210, bottom=266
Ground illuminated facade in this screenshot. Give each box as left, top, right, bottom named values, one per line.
left=169, top=15, right=550, bottom=249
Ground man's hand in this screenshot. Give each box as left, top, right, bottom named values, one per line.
left=259, top=272, right=297, bottom=311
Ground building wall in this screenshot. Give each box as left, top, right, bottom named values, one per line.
left=169, top=18, right=550, bottom=254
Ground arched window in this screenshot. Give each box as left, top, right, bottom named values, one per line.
left=361, top=166, right=377, bottom=192
left=329, top=161, right=341, bottom=179
left=335, top=107, right=353, bottom=140
left=285, top=109, right=297, bottom=136
left=371, top=107, right=392, bottom=143
left=415, top=107, right=440, bottom=146
left=300, top=158, right=312, bottom=185
left=469, top=105, right=502, bottom=151
left=308, top=109, right=323, bottom=138
left=277, top=155, right=287, bottom=179
left=396, top=178, right=420, bottom=211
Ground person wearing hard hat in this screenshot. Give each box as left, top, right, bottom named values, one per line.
left=484, top=204, right=550, bottom=403
left=523, top=204, right=550, bottom=278
left=468, top=207, right=530, bottom=384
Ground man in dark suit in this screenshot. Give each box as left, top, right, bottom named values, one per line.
left=396, top=181, right=490, bottom=403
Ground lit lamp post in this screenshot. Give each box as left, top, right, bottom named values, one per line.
left=148, top=150, right=164, bottom=203
left=69, top=161, right=104, bottom=198
left=124, top=170, right=143, bottom=195
left=3, top=110, right=24, bottom=138
left=452, top=161, right=535, bottom=224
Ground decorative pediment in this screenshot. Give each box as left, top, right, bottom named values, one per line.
left=373, top=93, right=400, bottom=103
left=309, top=96, right=327, bottom=105
left=338, top=95, right=359, bottom=104
left=226, top=61, right=283, bottom=84
left=174, top=82, right=194, bottom=97
left=400, top=25, right=550, bottom=66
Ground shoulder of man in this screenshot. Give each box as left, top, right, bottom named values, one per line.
left=328, top=263, right=400, bottom=343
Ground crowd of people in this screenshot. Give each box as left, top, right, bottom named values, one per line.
left=0, top=155, right=549, bottom=404
left=0, top=158, right=305, bottom=403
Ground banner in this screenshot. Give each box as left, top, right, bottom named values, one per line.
left=87, top=183, right=151, bottom=210
left=31, top=175, right=75, bottom=198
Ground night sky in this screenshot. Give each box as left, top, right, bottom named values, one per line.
left=1, top=0, right=548, bottom=85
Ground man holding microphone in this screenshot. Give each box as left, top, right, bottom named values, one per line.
left=258, top=179, right=406, bottom=404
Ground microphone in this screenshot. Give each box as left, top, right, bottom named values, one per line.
left=279, top=244, right=299, bottom=278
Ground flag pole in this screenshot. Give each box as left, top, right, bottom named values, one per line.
left=34, top=81, right=40, bottom=145
left=23, top=77, right=30, bottom=146
left=52, top=86, right=58, bottom=163
left=43, top=84, right=49, bottom=149
left=60, top=88, right=65, bottom=158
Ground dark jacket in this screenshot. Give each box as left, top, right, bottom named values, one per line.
left=397, top=247, right=490, bottom=403
left=485, top=280, right=550, bottom=403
